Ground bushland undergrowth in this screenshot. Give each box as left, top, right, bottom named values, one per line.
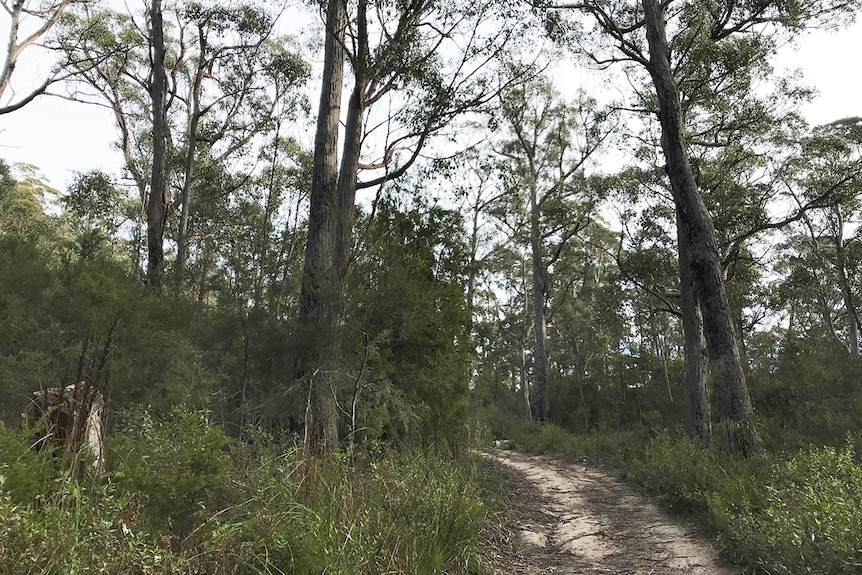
left=487, top=410, right=862, bottom=575
left=0, top=410, right=503, bottom=575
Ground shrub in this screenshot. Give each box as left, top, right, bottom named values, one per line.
left=505, top=422, right=575, bottom=454
left=716, top=443, right=862, bottom=574
left=110, top=407, right=233, bottom=539
left=0, top=477, right=170, bottom=575
left=0, top=422, right=56, bottom=504
left=2, top=415, right=498, bottom=574
left=480, top=407, right=533, bottom=443
left=292, top=452, right=490, bottom=574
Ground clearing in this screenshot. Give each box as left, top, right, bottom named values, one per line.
left=486, top=450, right=739, bottom=575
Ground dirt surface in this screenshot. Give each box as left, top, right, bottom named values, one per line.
left=486, top=450, right=740, bottom=575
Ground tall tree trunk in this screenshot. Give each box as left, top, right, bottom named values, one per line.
left=295, top=0, right=346, bottom=453
left=255, top=126, right=281, bottom=308
left=834, top=207, right=860, bottom=354
left=146, top=0, right=169, bottom=290
left=175, top=32, right=207, bottom=294
left=530, top=183, right=550, bottom=423
left=466, top=212, right=479, bottom=324
left=678, top=215, right=711, bottom=446
left=519, top=340, right=532, bottom=421
left=643, top=0, right=760, bottom=454
left=335, top=81, right=365, bottom=279
left=335, top=0, right=368, bottom=280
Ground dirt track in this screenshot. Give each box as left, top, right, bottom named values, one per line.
left=487, top=450, right=739, bottom=575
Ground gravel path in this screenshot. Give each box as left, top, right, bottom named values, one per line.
left=487, top=450, right=740, bottom=575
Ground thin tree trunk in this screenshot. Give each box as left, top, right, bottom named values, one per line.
left=801, top=215, right=844, bottom=346
left=255, top=126, right=282, bottom=308
left=643, top=0, right=760, bottom=454
left=838, top=267, right=859, bottom=354
left=466, top=199, right=481, bottom=322
left=113, top=100, right=149, bottom=279
left=335, top=81, right=365, bottom=279
left=519, top=340, right=532, bottom=421
left=146, top=0, right=169, bottom=290
left=295, top=0, right=346, bottom=453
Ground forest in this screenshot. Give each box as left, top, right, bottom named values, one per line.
left=2, top=0, right=862, bottom=573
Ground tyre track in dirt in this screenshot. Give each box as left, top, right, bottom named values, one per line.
left=487, top=450, right=739, bottom=575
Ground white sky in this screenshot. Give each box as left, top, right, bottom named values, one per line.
left=776, top=23, right=862, bottom=126
left=0, top=18, right=859, bottom=192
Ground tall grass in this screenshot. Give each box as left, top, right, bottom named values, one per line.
left=0, top=409, right=498, bottom=575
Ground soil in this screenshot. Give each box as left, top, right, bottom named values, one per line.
left=485, top=450, right=740, bottom=575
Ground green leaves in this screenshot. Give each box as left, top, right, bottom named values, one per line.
left=111, top=407, right=233, bottom=538
left=719, top=443, right=862, bottom=574
left=350, top=194, right=473, bottom=445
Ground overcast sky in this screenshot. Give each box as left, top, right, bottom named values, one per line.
left=0, top=19, right=859, bottom=192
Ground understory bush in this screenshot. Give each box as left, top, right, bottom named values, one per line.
left=712, top=443, right=862, bottom=575
left=111, top=407, right=234, bottom=539
left=0, top=411, right=497, bottom=574
left=0, top=421, right=55, bottom=504
left=511, top=422, right=577, bottom=454
left=0, top=480, right=167, bottom=575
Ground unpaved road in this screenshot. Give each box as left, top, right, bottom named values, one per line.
left=487, top=451, right=739, bottom=575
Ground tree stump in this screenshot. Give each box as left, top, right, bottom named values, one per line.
left=21, top=383, right=106, bottom=478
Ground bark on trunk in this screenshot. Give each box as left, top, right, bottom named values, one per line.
left=335, top=0, right=369, bottom=280
left=335, top=80, right=365, bottom=279
left=834, top=208, right=860, bottom=354
left=295, top=0, right=346, bottom=453
left=466, top=204, right=480, bottom=324
left=146, top=0, right=169, bottom=290
left=530, top=183, right=550, bottom=423
left=678, top=216, right=711, bottom=446
left=519, top=340, right=532, bottom=421
left=643, top=0, right=760, bottom=454
left=175, top=30, right=207, bottom=294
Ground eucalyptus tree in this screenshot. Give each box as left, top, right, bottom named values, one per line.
left=609, top=105, right=809, bottom=446
left=0, top=162, right=55, bottom=238
left=611, top=168, right=707, bottom=437
left=296, top=0, right=532, bottom=450
left=441, top=150, right=509, bottom=322
left=488, top=77, right=611, bottom=422
left=148, top=0, right=169, bottom=290
left=170, top=3, right=309, bottom=292
left=545, top=220, right=627, bottom=428
left=62, top=170, right=130, bottom=261
left=490, top=245, right=538, bottom=421
left=0, top=0, right=79, bottom=113
left=59, top=0, right=309, bottom=289
left=434, top=146, right=534, bottom=419
left=532, top=0, right=859, bottom=453
left=191, top=135, right=311, bottom=310
left=775, top=118, right=862, bottom=354
left=248, top=135, right=312, bottom=318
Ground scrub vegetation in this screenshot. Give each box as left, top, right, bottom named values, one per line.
left=3, top=0, right=862, bottom=572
